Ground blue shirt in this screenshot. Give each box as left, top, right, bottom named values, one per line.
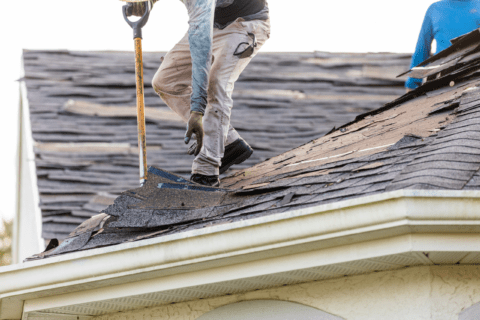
left=406, top=0, right=480, bottom=89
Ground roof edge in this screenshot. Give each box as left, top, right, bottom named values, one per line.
left=2, top=189, right=480, bottom=272
left=13, top=63, right=44, bottom=264
left=0, top=190, right=479, bottom=316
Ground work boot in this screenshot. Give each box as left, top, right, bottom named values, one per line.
left=190, top=174, right=220, bottom=187
left=188, top=138, right=254, bottom=175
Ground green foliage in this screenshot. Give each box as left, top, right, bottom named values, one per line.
left=0, top=218, right=13, bottom=266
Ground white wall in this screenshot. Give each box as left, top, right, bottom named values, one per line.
left=91, top=265, right=480, bottom=320
left=197, top=300, right=343, bottom=320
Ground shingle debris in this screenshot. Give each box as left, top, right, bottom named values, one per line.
left=25, top=28, right=480, bottom=261
left=23, top=50, right=411, bottom=239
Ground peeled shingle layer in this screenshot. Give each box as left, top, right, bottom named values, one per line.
left=23, top=50, right=410, bottom=240
left=26, top=28, right=480, bottom=260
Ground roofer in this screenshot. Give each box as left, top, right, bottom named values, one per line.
left=128, top=0, right=270, bottom=187
left=406, top=0, right=480, bottom=92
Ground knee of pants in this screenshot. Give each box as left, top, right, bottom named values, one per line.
left=153, top=71, right=192, bottom=97
left=152, top=70, right=170, bottom=95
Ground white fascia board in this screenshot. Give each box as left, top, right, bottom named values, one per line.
left=13, top=61, right=44, bottom=264
left=1, top=189, right=480, bottom=318
left=22, top=233, right=478, bottom=316
left=21, top=78, right=43, bottom=254
left=12, top=81, right=23, bottom=265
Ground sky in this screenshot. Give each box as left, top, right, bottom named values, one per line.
left=0, top=0, right=437, bottom=222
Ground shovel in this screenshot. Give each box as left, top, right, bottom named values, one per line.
left=122, top=1, right=152, bottom=186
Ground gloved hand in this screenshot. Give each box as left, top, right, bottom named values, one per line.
left=184, top=111, right=204, bottom=156
left=127, top=0, right=154, bottom=17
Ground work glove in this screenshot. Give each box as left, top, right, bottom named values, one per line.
left=184, top=111, right=204, bottom=156
left=126, top=0, right=154, bottom=17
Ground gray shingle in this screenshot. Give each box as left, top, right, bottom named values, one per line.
left=24, top=50, right=410, bottom=240
left=24, top=28, right=480, bottom=260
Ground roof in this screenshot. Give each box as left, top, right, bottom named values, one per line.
left=22, top=50, right=410, bottom=240
left=26, top=28, right=480, bottom=261
left=4, top=189, right=480, bottom=319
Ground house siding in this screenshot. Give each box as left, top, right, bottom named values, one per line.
left=91, top=265, right=480, bottom=320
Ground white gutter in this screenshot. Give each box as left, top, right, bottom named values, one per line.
left=1, top=190, right=480, bottom=319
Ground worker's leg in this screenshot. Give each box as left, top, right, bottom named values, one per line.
left=152, top=33, right=192, bottom=122
left=152, top=33, right=240, bottom=142
left=192, top=18, right=270, bottom=176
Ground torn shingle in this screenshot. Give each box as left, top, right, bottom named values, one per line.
left=24, top=28, right=480, bottom=261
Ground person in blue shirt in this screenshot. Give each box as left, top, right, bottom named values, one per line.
left=406, top=0, right=480, bottom=91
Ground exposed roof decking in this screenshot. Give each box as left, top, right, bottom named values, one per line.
left=23, top=50, right=410, bottom=239
left=27, top=88, right=480, bottom=258
left=24, top=28, right=480, bottom=259
left=221, top=90, right=460, bottom=189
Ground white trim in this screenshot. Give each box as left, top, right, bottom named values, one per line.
left=13, top=57, right=44, bottom=265
left=12, top=82, right=23, bottom=265
left=20, top=80, right=43, bottom=253
left=2, top=189, right=480, bottom=272
left=21, top=234, right=480, bottom=314
left=0, top=190, right=479, bottom=319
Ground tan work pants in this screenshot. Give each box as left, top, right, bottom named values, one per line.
left=153, top=18, right=270, bottom=176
